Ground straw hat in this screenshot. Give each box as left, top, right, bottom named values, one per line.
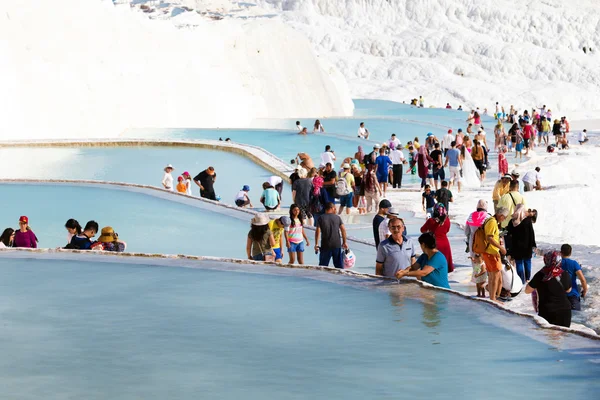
left=251, top=213, right=270, bottom=226
left=98, top=226, right=117, bottom=243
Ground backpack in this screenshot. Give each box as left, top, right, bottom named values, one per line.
left=435, top=188, right=449, bottom=208
left=336, top=174, right=351, bottom=196
left=309, top=191, right=324, bottom=215
left=472, top=217, right=494, bottom=254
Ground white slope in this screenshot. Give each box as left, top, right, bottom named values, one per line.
left=0, top=0, right=352, bottom=140
left=253, top=0, right=600, bottom=119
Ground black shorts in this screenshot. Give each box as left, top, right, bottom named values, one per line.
left=298, top=204, right=313, bottom=220
left=235, top=199, right=246, bottom=207
left=473, top=160, right=485, bottom=175
left=568, top=296, right=581, bottom=311
left=523, top=138, right=530, bottom=148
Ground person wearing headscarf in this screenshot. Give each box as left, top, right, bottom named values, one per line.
left=420, top=203, right=454, bottom=272
left=525, top=251, right=572, bottom=327
left=465, top=199, right=489, bottom=256
left=416, top=145, right=433, bottom=188
left=506, top=205, right=537, bottom=282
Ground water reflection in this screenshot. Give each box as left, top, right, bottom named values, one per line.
left=387, top=284, right=447, bottom=332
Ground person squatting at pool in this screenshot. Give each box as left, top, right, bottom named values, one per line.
left=395, top=232, right=450, bottom=289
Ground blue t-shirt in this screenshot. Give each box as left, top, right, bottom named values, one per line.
left=417, top=252, right=450, bottom=289
left=561, top=258, right=582, bottom=298
left=375, top=156, right=392, bottom=176
left=422, top=191, right=436, bottom=208
left=446, top=148, right=460, bottom=167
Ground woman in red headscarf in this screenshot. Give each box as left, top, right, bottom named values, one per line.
left=420, top=203, right=454, bottom=272
left=525, top=251, right=572, bottom=327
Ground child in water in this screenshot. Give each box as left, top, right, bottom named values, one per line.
left=470, top=253, right=487, bottom=297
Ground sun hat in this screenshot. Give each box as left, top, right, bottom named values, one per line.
left=165, top=164, right=174, bottom=170
left=387, top=207, right=399, bottom=216
left=510, top=169, right=520, bottom=177
left=251, top=213, right=270, bottom=226
left=502, top=174, right=512, bottom=179
left=242, top=185, right=250, bottom=191
left=19, top=216, right=28, bottom=224
left=279, top=216, right=291, bottom=227
left=98, top=226, right=117, bottom=243
left=379, top=199, right=392, bottom=209
left=476, top=199, right=488, bottom=211
left=342, top=163, right=351, bottom=169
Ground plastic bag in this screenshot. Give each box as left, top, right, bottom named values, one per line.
left=343, top=249, right=356, bottom=269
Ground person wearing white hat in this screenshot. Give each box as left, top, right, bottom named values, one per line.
left=337, top=163, right=355, bottom=215
left=246, top=213, right=276, bottom=262
left=162, top=164, right=174, bottom=191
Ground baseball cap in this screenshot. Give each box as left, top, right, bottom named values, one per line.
left=279, top=216, right=291, bottom=227
left=427, top=132, right=433, bottom=137
left=242, top=185, right=250, bottom=191
left=374, top=144, right=381, bottom=149
left=19, top=216, right=28, bottom=224
left=379, top=199, right=392, bottom=209
left=511, top=169, right=520, bottom=177
left=457, top=128, right=463, bottom=132
left=448, top=129, right=453, bottom=133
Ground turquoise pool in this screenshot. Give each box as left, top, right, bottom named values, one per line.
left=0, top=183, right=376, bottom=270
left=0, top=254, right=598, bottom=400
left=0, top=146, right=292, bottom=207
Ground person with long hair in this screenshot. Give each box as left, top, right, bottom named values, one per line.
left=0, top=228, right=15, bottom=248
left=64, top=218, right=82, bottom=245
left=246, top=213, right=276, bottom=262
left=506, top=205, right=537, bottom=282
left=525, top=251, right=572, bottom=327
left=362, top=164, right=382, bottom=212
left=313, top=119, right=325, bottom=133
left=287, top=204, right=310, bottom=265
left=13, top=216, right=37, bottom=248
left=420, top=203, right=454, bottom=272
left=416, top=145, right=432, bottom=188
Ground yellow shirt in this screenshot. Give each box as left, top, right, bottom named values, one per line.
left=341, top=171, right=355, bottom=187
left=484, top=217, right=500, bottom=255
left=268, top=220, right=284, bottom=249
left=497, top=191, right=526, bottom=228
left=492, top=180, right=510, bottom=201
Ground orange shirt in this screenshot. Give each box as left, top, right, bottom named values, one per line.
left=176, top=182, right=187, bottom=193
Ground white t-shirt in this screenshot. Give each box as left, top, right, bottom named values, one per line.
left=578, top=131, right=587, bottom=142
left=389, top=137, right=401, bottom=149
left=389, top=149, right=405, bottom=164
left=296, top=125, right=304, bottom=131
left=358, top=127, right=368, bottom=138
left=320, top=151, right=336, bottom=168
left=185, top=180, right=192, bottom=196
left=523, top=170, right=541, bottom=185
left=442, top=134, right=454, bottom=150
left=378, top=218, right=391, bottom=243
left=235, top=190, right=248, bottom=201
left=268, top=176, right=283, bottom=187
left=162, top=172, right=174, bottom=190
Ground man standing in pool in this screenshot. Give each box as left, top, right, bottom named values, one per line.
left=376, top=218, right=415, bottom=278
left=194, top=166, right=217, bottom=201
left=315, top=202, right=348, bottom=268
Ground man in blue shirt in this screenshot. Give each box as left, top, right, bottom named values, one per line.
left=443, top=141, right=462, bottom=192
left=395, top=232, right=450, bottom=289
left=375, top=148, right=392, bottom=197
left=560, top=244, right=588, bottom=310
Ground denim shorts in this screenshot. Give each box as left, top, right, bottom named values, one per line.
left=339, top=192, right=353, bottom=208
left=273, top=248, right=283, bottom=260
left=288, top=241, right=305, bottom=253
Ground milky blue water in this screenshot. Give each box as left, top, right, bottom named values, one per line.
left=0, top=183, right=376, bottom=270
left=0, top=256, right=598, bottom=400
left=3, top=146, right=292, bottom=206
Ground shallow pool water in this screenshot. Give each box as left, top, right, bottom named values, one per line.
left=0, top=146, right=291, bottom=206
left=0, top=183, right=376, bottom=270
left=0, top=255, right=598, bottom=400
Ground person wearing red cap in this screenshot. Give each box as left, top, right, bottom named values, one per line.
left=13, top=216, right=38, bottom=248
